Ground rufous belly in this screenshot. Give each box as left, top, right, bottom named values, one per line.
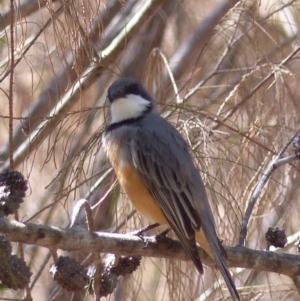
left=114, top=163, right=168, bottom=225
left=109, top=152, right=212, bottom=257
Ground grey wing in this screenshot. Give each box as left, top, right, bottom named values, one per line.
left=131, top=122, right=205, bottom=273
left=131, top=118, right=240, bottom=300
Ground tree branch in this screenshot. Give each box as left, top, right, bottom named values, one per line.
left=0, top=0, right=167, bottom=172
left=0, top=0, right=121, bottom=163
left=170, top=0, right=240, bottom=80
left=0, top=218, right=299, bottom=277
left=238, top=129, right=300, bottom=245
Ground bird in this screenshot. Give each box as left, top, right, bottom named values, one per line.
left=102, top=77, right=240, bottom=301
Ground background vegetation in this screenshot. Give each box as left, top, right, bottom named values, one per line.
left=0, top=0, right=300, bottom=300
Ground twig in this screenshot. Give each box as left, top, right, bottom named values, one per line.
left=156, top=49, right=180, bottom=103
left=85, top=167, right=114, bottom=202
left=90, top=178, right=117, bottom=210
left=30, top=252, right=52, bottom=290
left=8, top=0, right=14, bottom=170
left=0, top=5, right=64, bottom=85
left=69, top=197, right=103, bottom=300
left=0, top=0, right=53, bottom=32
left=0, top=0, right=142, bottom=164
left=70, top=198, right=94, bottom=230
left=23, top=166, right=113, bottom=223
left=93, top=262, right=102, bottom=301
left=50, top=249, right=58, bottom=263
left=238, top=130, right=300, bottom=246
left=217, top=44, right=300, bottom=128
left=170, top=0, right=240, bottom=80
left=0, top=0, right=166, bottom=173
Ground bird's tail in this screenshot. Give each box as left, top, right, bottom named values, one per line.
left=196, top=229, right=240, bottom=301
left=212, top=246, right=240, bottom=301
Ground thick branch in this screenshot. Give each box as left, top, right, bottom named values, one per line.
left=170, top=0, right=240, bottom=79
left=0, top=218, right=299, bottom=277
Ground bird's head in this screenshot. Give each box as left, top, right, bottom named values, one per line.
left=107, top=78, right=153, bottom=124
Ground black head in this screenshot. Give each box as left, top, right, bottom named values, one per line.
left=107, top=78, right=153, bottom=103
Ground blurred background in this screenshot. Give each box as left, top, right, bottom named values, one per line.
left=0, top=0, right=300, bottom=300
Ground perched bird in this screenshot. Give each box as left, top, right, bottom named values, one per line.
left=102, top=77, right=240, bottom=301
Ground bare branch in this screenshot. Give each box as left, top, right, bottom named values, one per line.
left=8, top=0, right=15, bottom=169
left=170, top=0, right=240, bottom=79
left=218, top=44, right=300, bottom=126
left=0, top=0, right=121, bottom=162
left=0, top=0, right=52, bottom=32
left=1, top=218, right=300, bottom=278
left=70, top=198, right=94, bottom=230
left=239, top=130, right=300, bottom=246
left=0, top=0, right=167, bottom=172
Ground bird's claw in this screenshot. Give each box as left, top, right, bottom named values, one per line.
left=157, top=228, right=171, bottom=237
left=155, top=228, right=173, bottom=246
left=128, top=223, right=160, bottom=248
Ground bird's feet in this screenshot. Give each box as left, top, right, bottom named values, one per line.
left=155, top=228, right=173, bottom=245
left=128, top=223, right=160, bottom=248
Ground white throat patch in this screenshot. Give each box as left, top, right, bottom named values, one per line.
left=110, top=94, right=151, bottom=124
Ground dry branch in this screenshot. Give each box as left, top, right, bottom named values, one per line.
left=0, top=0, right=167, bottom=172
left=0, top=217, right=300, bottom=278
left=170, top=0, right=240, bottom=80
left=0, top=0, right=122, bottom=162
left=0, top=0, right=51, bottom=32
left=239, top=129, right=300, bottom=245
left=0, top=0, right=299, bottom=299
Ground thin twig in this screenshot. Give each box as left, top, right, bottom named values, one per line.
left=70, top=198, right=94, bottom=230
left=238, top=129, right=300, bottom=246
left=0, top=5, right=64, bottom=84
left=69, top=196, right=112, bottom=299
left=50, top=249, right=58, bottom=263
left=170, top=0, right=240, bottom=80
left=0, top=0, right=53, bottom=32
left=157, top=49, right=181, bottom=103
left=3, top=14, right=33, bottom=295
left=216, top=44, right=300, bottom=129
left=0, top=0, right=122, bottom=162
left=0, top=0, right=166, bottom=173
left=30, top=252, right=52, bottom=290
left=85, top=167, right=114, bottom=202
left=90, top=178, right=117, bottom=210
left=8, top=0, right=14, bottom=169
